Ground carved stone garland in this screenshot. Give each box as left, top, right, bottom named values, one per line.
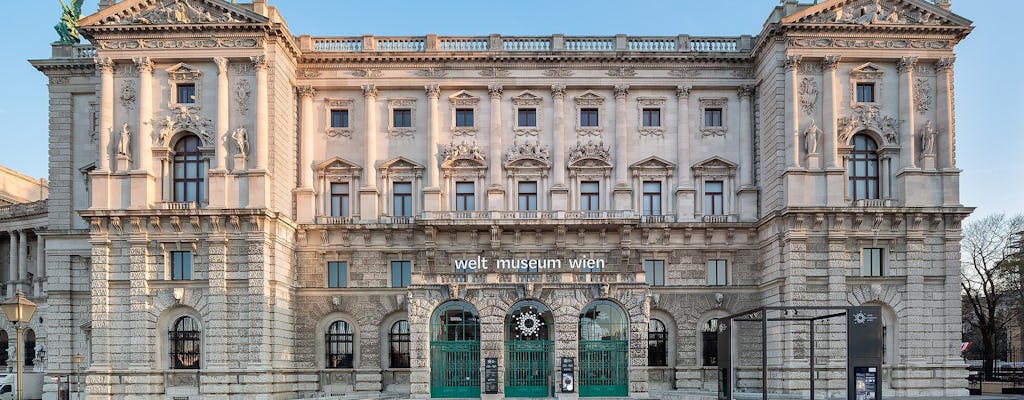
left=798, top=77, right=818, bottom=115
left=837, top=104, right=898, bottom=145
left=567, top=140, right=612, bottom=165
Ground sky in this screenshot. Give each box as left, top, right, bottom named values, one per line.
left=0, top=0, right=1020, bottom=220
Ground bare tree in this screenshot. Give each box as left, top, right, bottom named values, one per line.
left=962, top=213, right=1024, bottom=379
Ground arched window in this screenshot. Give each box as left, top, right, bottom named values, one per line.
left=23, top=329, right=35, bottom=366
left=0, top=331, right=8, bottom=366
left=848, top=134, right=879, bottom=200
left=701, top=319, right=718, bottom=366
left=169, top=316, right=200, bottom=369
left=173, top=135, right=206, bottom=203
left=648, top=319, right=668, bottom=366
left=389, top=320, right=410, bottom=368
left=326, top=321, right=354, bottom=368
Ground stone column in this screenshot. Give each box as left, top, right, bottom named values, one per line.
left=784, top=55, right=802, bottom=168
left=424, top=84, right=442, bottom=211
left=935, top=57, right=955, bottom=168
left=97, top=58, right=115, bottom=172
left=486, top=84, right=505, bottom=210
left=252, top=56, right=269, bottom=170
left=675, top=85, right=693, bottom=220
left=359, top=84, right=379, bottom=221
left=550, top=84, right=568, bottom=210
left=34, top=236, right=44, bottom=297
left=213, top=57, right=230, bottom=170
left=296, top=86, right=317, bottom=223
left=737, top=85, right=754, bottom=186
left=821, top=56, right=841, bottom=167
left=898, top=56, right=918, bottom=169
left=17, top=231, right=28, bottom=290
left=612, top=85, right=631, bottom=210
left=134, top=57, right=154, bottom=171
left=7, top=231, right=17, bottom=294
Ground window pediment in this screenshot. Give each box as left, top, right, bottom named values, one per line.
left=692, top=156, right=737, bottom=179
left=379, top=156, right=424, bottom=180
left=850, top=63, right=884, bottom=80
left=630, top=156, right=675, bottom=178
left=166, top=63, right=202, bottom=81
left=316, top=157, right=362, bottom=180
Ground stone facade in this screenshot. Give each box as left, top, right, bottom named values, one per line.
left=24, top=0, right=974, bottom=398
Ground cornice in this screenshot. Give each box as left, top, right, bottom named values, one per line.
left=752, top=22, right=971, bottom=59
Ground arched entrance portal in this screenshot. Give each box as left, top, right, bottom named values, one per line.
left=430, top=301, right=481, bottom=398
left=505, top=300, right=554, bottom=397
left=578, top=300, right=629, bottom=397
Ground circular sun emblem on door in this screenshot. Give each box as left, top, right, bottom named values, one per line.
left=853, top=311, right=868, bottom=324
left=516, top=311, right=544, bottom=337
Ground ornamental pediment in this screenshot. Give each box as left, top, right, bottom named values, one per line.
left=379, top=156, right=424, bottom=172
left=783, top=0, right=970, bottom=27
left=850, top=62, right=884, bottom=79
left=166, top=63, right=202, bottom=80
left=691, top=156, right=737, bottom=178
left=511, top=91, right=544, bottom=106
left=630, top=156, right=675, bottom=172
left=448, top=90, right=480, bottom=106
left=316, top=157, right=361, bottom=173
left=79, top=0, right=268, bottom=28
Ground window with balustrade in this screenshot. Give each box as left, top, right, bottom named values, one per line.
left=643, top=181, right=662, bottom=216
left=393, top=182, right=413, bottom=217
left=172, top=135, right=206, bottom=204
left=455, top=181, right=475, bottom=211
left=692, top=157, right=736, bottom=220
left=380, top=157, right=424, bottom=220
left=580, top=181, right=600, bottom=211
left=704, top=181, right=724, bottom=216
left=848, top=134, right=880, bottom=201
left=518, top=181, right=538, bottom=211
left=315, top=158, right=361, bottom=222
left=330, top=182, right=350, bottom=217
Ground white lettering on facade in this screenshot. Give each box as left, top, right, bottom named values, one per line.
left=455, top=258, right=599, bottom=271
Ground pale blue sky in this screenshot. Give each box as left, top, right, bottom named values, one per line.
left=1, top=0, right=1019, bottom=219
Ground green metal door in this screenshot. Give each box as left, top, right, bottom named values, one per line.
left=578, top=300, right=629, bottom=397
left=505, top=340, right=552, bottom=396
left=430, top=301, right=481, bottom=398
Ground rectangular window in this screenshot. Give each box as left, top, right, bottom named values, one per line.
left=455, top=181, right=475, bottom=211
left=704, top=181, right=724, bottom=215
left=391, top=261, right=412, bottom=288
left=862, top=248, right=883, bottom=276
left=177, top=84, right=196, bottom=104
left=331, top=110, right=349, bottom=128
left=856, top=83, right=875, bottom=103
left=707, top=259, right=727, bottom=286
left=171, top=251, right=192, bottom=280
left=518, top=108, right=537, bottom=127
left=518, top=181, right=538, bottom=211
left=580, top=108, right=599, bottom=127
left=642, top=108, right=661, bottom=127
left=645, top=260, right=665, bottom=286
left=330, top=182, right=350, bottom=217
left=642, top=181, right=662, bottom=216
left=580, top=181, right=600, bottom=211
left=393, top=109, right=412, bottom=128
left=455, top=108, right=474, bottom=127
left=704, top=108, right=723, bottom=127
left=393, top=182, right=413, bottom=217
left=327, top=261, right=348, bottom=288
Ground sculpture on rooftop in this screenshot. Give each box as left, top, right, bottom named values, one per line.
left=54, top=0, right=84, bottom=44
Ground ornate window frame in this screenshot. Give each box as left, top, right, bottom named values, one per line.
left=387, top=98, right=417, bottom=138
left=449, top=90, right=480, bottom=136
left=636, top=97, right=666, bottom=137
left=324, top=98, right=354, bottom=138
left=850, top=62, right=884, bottom=107
left=166, top=62, right=203, bottom=108
left=440, top=141, right=487, bottom=211
left=379, top=157, right=424, bottom=219
left=574, top=90, right=605, bottom=137
left=504, top=141, right=552, bottom=211
left=511, top=90, right=544, bottom=137
left=691, top=156, right=737, bottom=221
left=315, top=157, right=362, bottom=222
left=566, top=140, right=612, bottom=211
left=630, top=156, right=675, bottom=219
left=699, top=97, right=728, bottom=137
left=155, top=129, right=214, bottom=206
left=157, top=307, right=204, bottom=370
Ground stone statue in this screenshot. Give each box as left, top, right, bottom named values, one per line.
left=117, top=122, right=132, bottom=158
left=158, top=115, right=176, bottom=145
left=804, top=119, right=822, bottom=155
left=470, top=141, right=485, bottom=161
left=6, top=345, right=15, bottom=362
left=54, top=0, right=84, bottom=44
left=232, top=127, right=249, bottom=157
left=920, top=120, right=936, bottom=156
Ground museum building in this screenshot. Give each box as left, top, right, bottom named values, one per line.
left=18, top=0, right=975, bottom=398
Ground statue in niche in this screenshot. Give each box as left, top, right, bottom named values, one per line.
left=919, top=120, right=936, bottom=156
left=804, top=119, right=822, bottom=155
left=117, top=122, right=132, bottom=158
left=232, top=127, right=249, bottom=158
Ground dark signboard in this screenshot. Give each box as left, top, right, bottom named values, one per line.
left=484, top=357, right=498, bottom=394
left=560, top=357, right=575, bottom=393
left=847, top=306, right=882, bottom=400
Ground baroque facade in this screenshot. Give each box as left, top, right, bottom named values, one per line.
left=25, top=0, right=973, bottom=398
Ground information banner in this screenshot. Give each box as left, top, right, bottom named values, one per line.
left=854, top=367, right=877, bottom=400
left=560, top=357, right=575, bottom=393
left=484, top=357, right=498, bottom=394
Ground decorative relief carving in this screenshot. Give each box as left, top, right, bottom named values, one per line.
left=567, top=140, right=611, bottom=165
left=350, top=68, right=382, bottom=78
left=798, top=77, right=818, bottom=115
left=914, top=64, right=935, bottom=76
left=94, top=57, right=115, bottom=73
left=668, top=68, right=698, bottom=78
left=504, top=141, right=551, bottom=165
left=675, top=84, right=692, bottom=99
left=837, top=104, right=898, bottom=145
left=102, top=0, right=242, bottom=25
left=156, top=105, right=214, bottom=146
left=731, top=68, right=754, bottom=79
left=606, top=67, right=636, bottom=77
left=914, top=78, right=931, bottom=113
left=798, top=62, right=821, bottom=75
left=49, top=76, right=70, bottom=85
left=550, top=84, right=566, bottom=99
left=250, top=55, right=268, bottom=71
left=297, top=69, right=321, bottom=78
left=234, top=80, right=251, bottom=115
left=737, top=85, right=755, bottom=99
left=361, top=84, right=377, bottom=98
left=424, top=84, right=440, bottom=99
left=487, top=84, right=503, bottom=98
left=231, top=62, right=255, bottom=75
left=543, top=68, right=574, bottom=78
left=479, top=67, right=511, bottom=77
left=823, top=55, right=842, bottom=71
left=935, top=57, right=955, bottom=72
left=799, top=0, right=950, bottom=25
left=789, top=38, right=949, bottom=49
left=440, top=140, right=486, bottom=165
left=784, top=55, right=802, bottom=71
left=896, top=56, right=918, bottom=73
left=613, top=85, right=629, bottom=99
left=120, top=79, right=137, bottom=111
left=416, top=68, right=448, bottom=78
left=100, top=37, right=260, bottom=50
left=167, top=63, right=202, bottom=81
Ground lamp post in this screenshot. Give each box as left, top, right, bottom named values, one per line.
left=71, top=353, right=84, bottom=400
left=1, top=291, right=37, bottom=400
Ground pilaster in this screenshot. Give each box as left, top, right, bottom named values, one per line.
left=675, top=85, right=694, bottom=220
left=550, top=84, right=568, bottom=210
left=424, top=84, right=442, bottom=211
left=296, top=86, right=317, bottom=223
left=361, top=85, right=379, bottom=221
left=487, top=84, right=505, bottom=210
left=613, top=85, right=631, bottom=209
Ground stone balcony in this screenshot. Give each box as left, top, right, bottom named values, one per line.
left=301, top=34, right=753, bottom=54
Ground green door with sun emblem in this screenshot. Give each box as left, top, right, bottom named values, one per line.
left=430, top=301, right=481, bottom=398
left=578, top=300, right=629, bottom=397
left=505, top=300, right=554, bottom=397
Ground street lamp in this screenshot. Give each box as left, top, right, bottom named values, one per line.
left=71, top=353, right=84, bottom=400
left=1, top=291, right=37, bottom=400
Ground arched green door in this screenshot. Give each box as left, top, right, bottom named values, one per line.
left=505, top=300, right=554, bottom=397
left=430, top=301, right=481, bottom=398
left=578, top=300, right=629, bottom=397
